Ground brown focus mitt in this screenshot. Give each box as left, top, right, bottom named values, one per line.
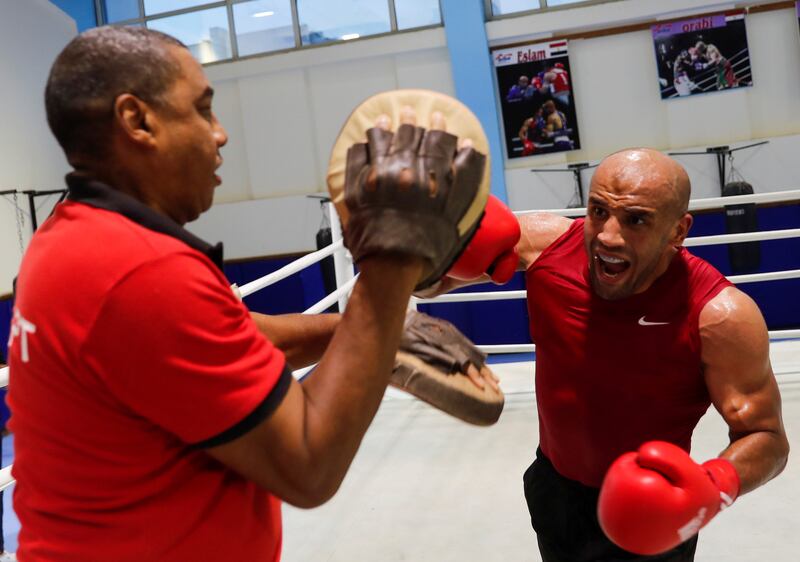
left=392, top=310, right=504, bottom=426
left=327, top=89, right=491, bottom=289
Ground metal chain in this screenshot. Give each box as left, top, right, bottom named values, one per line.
left=12, top=191, right=26, bottom=256
left=727, top=152, right=746, bottom=184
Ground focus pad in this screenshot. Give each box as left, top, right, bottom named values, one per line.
left=327, top=89, right=491, bottom=289
left=391, top=351, right=504, bottom=426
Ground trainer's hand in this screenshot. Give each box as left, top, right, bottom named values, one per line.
left=399, top=309, right=499, bottom=392
left=598, top=441, right=740, bottom=556
left=327, top=90, right=491, bottom=290
left=342, top=109, right=485, bottom=288
left=448, top=194, right=520, bottom=284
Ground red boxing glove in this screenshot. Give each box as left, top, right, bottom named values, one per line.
left=448, top=194, right=520, bottom=284
left=522, top=138, right=536, bottom=156
left=598, top=441, right=740, bottom=556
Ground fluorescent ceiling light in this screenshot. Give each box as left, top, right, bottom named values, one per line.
left=253, top=11, right=275, bottom=18
left=341, top=33, right=360, bottom=40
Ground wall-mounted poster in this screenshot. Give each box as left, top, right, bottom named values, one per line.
left=492, top=39, right=580, bottom=159
left=652, top=12, right=752, bottom=99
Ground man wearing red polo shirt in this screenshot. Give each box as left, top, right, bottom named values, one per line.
left=6, top=26, right=490, bottom=561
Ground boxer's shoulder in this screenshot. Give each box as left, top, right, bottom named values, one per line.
left=516, top=213, right=573, bottom=268
left=699, top=286, right=765, bottom=338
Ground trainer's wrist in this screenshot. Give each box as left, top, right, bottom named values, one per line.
left=359, top=254, right=425, bottom=280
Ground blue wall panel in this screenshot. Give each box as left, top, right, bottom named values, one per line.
left=0, top=300, right=11, bottom=360
left=690, top=204, right=800, bottom=330
left=440, top=0, right=508, bottom=202
left=49, top=0, right=97, bottom=31
left=224, top=259, right=331, bottom=315
left=1, top=299, right=13, bottom=430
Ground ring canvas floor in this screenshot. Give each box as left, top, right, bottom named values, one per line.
left=1, top=341, right=798, bottom=560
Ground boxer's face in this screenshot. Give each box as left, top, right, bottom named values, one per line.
left=149, top=46, right=228, bottom=224
left=584, top=150, right=691, bottom=300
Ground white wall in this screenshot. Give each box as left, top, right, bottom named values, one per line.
left=187, top=27, right=454, bottom=257
left=0, top=0, right=75, bottom=295
left=493, top=2, right=800, bottom=209
left=188, top=0, right=800, bottom=259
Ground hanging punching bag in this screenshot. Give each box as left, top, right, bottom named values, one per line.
left=316, top=225, right=339, bottom=313
left=722, top=181, right=760, bottom=274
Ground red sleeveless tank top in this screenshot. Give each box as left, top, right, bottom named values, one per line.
left=526, top=219, right=732, bottom=487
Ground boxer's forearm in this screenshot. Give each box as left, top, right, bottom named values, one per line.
left=250, top=312, right=340, bottom=369
left=720, top=428, right=789, bottom=495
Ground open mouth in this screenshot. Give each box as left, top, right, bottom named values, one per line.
left=595, top=253, right=631, bottom=280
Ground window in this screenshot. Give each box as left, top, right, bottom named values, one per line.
left=99, top=0, right=443, bottom=64
left=100, top=0, right=140, bottom=23
left=144, top=0, right=211, bottom=16
left=546, top=0, right=590, bottom=6
left=147, top=7, right=232, bottom=64
left=488, top=0, right=609, bottom=17
left=395, top=0, right=442, bottom=30
left=297, top=0, right=391, bottom=46
left=233, top=0, right=295, bottom=56
left=490, top=0, right=539, bottom=17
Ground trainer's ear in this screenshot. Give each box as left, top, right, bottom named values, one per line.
left=113, top=93, right=157, bottom=148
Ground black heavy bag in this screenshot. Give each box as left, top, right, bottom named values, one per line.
left=722, top=181, right=760, bottom=273
left=315, top=225, right=339, bottom=313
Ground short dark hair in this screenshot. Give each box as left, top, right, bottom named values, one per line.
left=45, top=26, right=187, bottom=159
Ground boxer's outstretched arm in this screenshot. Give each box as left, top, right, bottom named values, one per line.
left=250, top=312, right=340, bottom=369
left=416, top=212, right=572, bottom=298
left=207, top=255, right=422, bottom=508
left=700, top=286, right=789, bottom=494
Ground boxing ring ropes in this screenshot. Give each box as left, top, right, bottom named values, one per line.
left=0, top=188, right=799, bottom=493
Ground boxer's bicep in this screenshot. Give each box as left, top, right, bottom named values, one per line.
left=700, top=288, right=776, bottom=435
left=700, top=287, right=788, bottom=492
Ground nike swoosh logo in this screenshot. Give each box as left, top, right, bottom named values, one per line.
left=638, top=316, right=669, bottom=326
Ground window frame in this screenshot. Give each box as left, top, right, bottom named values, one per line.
left=94, top=0, right=444, bottom=65
left=484, top=0, right=624, bottom=20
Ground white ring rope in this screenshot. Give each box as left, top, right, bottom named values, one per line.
left=238, top=239, right=344, bottom=298
left=476, top=329, right=800, bottom=354
left=478, top=344, right=535, bottom=354
left=416, top=268, right=800, bottom=306
left=684, top=228, right=800, bottom=247
left=303, top=273, right=359, bottom=315
left=0, top=366, right=7, bottom=388
left=519, top=188, right=800, bottom=217
left=0, top=466, right=12, bottom=493
left=689, top=189, right=800, bottom=211
left=729, top=269, right=800, bottom=284
left=415, top=290, right=526, bottom=304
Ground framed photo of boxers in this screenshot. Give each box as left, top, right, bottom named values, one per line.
left=492, top=39, right=581, bottom=159
left=652, top=12, right=753, bottom=100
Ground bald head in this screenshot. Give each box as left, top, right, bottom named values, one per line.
left=593, top=148, right=690, bottom=219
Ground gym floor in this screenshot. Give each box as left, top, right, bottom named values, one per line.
left=281, top=341, right=800, bottom=562
left=1, top=342, right=798, bottom=560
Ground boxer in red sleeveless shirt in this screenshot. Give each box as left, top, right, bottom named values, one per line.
left=428, top=148, right=788, bottom=561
